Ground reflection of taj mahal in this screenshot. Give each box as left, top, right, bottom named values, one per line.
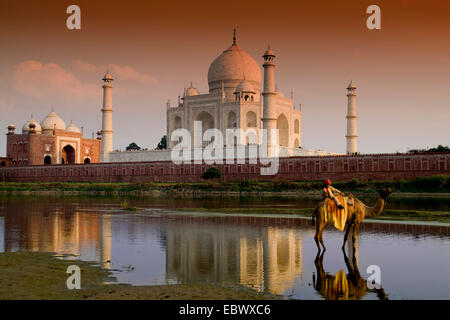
left=164, top=221, right=303, bottom=295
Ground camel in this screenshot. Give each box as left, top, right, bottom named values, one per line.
left=312, top=188, right=392, bottom=252
left=313, top=243, right=388, bottom=300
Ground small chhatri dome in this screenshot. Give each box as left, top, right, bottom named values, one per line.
left=234, top=80, right=256, bottom=93
left=8, top=123, right=15, bottom=129
left=185, top=82, right=200, bottom=96
left=22, top=116, right=42, bottom=134
left=103, top=72, right=114, bottom=82
left=40, top=110, right=66, bottom=131
left=67, top=121, right=81, bottom=133
left=347, top=80, right=356, bottom=90
left=208, top=31, right=261, bottom=93
left=263, top=45, right=275, bottom=57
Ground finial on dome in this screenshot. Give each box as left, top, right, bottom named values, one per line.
left=347, top=79, right=356, bottom=90
left=233, top=28, right=237, bottom=45
left=263, top=45, right=275, bottom=57
left=103, top=71, right=114, bottom=83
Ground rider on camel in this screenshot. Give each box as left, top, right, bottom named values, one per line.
left=322, top=179, right=345, bottom=210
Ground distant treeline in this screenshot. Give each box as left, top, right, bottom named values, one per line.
left=409, top=145, right=450, bottom=153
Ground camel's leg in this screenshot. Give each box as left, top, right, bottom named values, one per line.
left=314, top=221, right=322, bottom=251
left=318, top=223, right=326, bottom=251
left=352, top=222, right=360, bottom=252
left=342, top=221, right=353, bottom=250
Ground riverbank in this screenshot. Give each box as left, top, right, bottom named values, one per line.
left=0, top=251, right=278, bottom=300
left=1, top=176, right=450, bottom=197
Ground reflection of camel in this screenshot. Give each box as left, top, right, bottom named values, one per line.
left=312, top=244, right=388, bottom=300
left=312, top=188, right=392, bottom=251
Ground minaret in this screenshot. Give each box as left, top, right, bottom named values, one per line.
left=100, top=72, right=114, bottom=162
left=262, top=46, right=277, bottom=156
left=346, top=80, right=358, bottom=155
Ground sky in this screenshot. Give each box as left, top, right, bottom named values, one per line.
left=0, top=0, right=449, bottom=156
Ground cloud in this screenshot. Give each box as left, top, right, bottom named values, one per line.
left=13, top=60, right=96, bottom=99
left=72, top=60, right=158, bottom=85
left=72, top=60, right=98, bottom=73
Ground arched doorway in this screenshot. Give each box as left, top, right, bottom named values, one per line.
left=0, top=161, right=5, bottom=167
left=44, top=156, right=51, bottom=165
left=276, top=114, right=289, bottom=147
left=62, top=145, right=76, bottom=164
left=84, top=158, right=91, bottom=164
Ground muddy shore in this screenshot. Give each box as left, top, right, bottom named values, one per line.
left=0, top=251, right=278, bottom=300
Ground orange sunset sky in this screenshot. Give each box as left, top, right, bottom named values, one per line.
left=0, top=0, right=449, bottom=155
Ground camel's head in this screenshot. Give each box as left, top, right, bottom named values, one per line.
left=379, top=188, right=392, bottom=201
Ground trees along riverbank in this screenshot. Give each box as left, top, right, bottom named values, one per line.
left=1, top=175, right=450, bottom=195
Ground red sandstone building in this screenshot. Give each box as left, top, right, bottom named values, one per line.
left=4, top=111, right=100, bottom=166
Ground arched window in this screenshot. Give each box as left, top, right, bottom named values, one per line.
left=246, top=111, right=257, bottom=127
left=174, top=116, right=182, bottom=129
left=227, top=111, right=237, bottom=128
left=44, top=156, right=51, bottom=165
left=195, top=111, right=215, bottom=147
left=0, top=161, right=6, bottom=167
left=294, top=139, right=300, bottom=148
left=84, top=158, right=91, bottom=164
left=276, top=113, right=289, bottom=147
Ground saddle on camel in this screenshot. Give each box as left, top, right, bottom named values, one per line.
left=322, top=179, right=354, bottom=231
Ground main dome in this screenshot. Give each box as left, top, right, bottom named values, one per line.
left=207, top=43, right=261, bottom=92
left=40, top=111, right=66, bottom=131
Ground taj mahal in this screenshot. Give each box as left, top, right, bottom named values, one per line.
left=2, top=32, right=359, bottom=167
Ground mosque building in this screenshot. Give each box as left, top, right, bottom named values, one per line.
left=4, top=110, right=100, bottom=166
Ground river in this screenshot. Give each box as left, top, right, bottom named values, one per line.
left=0, top=195, right=449, bottom=299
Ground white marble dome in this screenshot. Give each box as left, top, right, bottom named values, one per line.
left=22, top=116, right=42, bottom=133
left=40, top=111, right=66, bottom=131
left=208, top=43, right=261, bottom=92
left=66, top=121, right=81, bottom=133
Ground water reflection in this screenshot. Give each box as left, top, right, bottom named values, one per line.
left=1, top=198, right=111, bottom=268
left=313, top=244, right=388, bottom=300
left=165, top=223, right=302, bottom=294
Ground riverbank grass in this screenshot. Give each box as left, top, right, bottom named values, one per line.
left=1, top=175, right=450, bottom=194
